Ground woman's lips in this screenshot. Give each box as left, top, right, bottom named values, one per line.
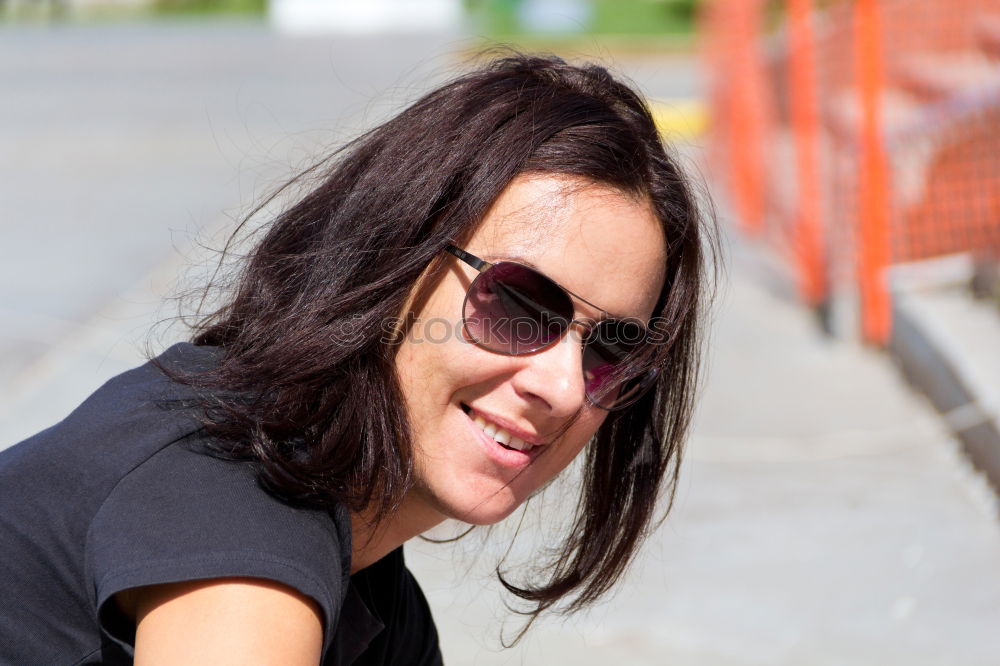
left=470, top=413, right=533, bottom=452
left=461, top=404, right=536, bottom=469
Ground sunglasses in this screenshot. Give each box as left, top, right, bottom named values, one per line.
left=445, top=245, right=659, bottom=410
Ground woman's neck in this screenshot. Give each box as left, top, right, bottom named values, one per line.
left=349, top=496, right=445, bottom=574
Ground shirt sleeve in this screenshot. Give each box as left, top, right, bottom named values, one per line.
left=85, top=439, right=350, bottom=663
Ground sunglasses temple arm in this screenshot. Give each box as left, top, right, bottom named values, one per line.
left=445, top=245, right=489, bottom=272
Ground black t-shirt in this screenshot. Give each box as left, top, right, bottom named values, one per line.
left=0, top=342, right=442, bottom=665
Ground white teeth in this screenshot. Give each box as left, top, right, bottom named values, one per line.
left=467, top=408, right=534, bottom=452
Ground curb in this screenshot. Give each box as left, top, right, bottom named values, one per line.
left=889, top=296, right=1000, bottom=497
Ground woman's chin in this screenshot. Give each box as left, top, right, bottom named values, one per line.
left=445, top=491, right=524, bottom=526
left=408, top=480, right=525, bottom=527
left=461, top=504, right=520, bottom=526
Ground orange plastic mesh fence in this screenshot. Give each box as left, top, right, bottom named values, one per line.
left=702, top=0, right=1000, bottom=343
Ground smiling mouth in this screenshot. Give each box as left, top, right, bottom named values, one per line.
left=460, top=403, right=536, bottom=453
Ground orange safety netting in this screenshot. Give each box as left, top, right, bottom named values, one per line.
left=702, top=0, right=1000, bottom=344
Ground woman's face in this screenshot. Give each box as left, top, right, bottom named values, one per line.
left=395, top=173, right=667, bottom=526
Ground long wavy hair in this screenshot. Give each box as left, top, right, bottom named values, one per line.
left=157, top=52, right=718, bottom=631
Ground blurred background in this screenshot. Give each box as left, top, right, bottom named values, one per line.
left=2, top=0, right=999, bottom=663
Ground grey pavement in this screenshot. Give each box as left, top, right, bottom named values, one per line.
left=2, top=21, right=999, bottom=665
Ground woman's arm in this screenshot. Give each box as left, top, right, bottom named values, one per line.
left=115, top=577, right=324, bottom=666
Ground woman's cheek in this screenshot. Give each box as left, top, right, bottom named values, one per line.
left=540, top=415, right=606, bottom=483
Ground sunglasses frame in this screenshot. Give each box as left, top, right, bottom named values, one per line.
left=444, top=244, right=659, bottom=410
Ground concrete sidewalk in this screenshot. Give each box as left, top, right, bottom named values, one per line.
left=406, top=230, right=1000, bottom=665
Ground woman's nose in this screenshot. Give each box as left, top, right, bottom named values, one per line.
left=509, top=328, right=588, bottom=416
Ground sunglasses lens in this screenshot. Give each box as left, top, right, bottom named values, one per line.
left=583, top=319, right=657, bottom=409
left=464, top=263, right=574, bottom=354
left=455, top=253, right=656, bottom=409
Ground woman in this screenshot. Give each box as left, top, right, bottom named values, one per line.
left=0, top=54, right=714, bottom=664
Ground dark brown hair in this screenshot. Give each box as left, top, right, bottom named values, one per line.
left=158, top=52, right=717, bottom=632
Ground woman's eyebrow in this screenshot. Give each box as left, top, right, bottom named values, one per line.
left=488, top=253, right=539, bottom=269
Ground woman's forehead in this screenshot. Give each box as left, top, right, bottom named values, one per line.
left=468, top=174, right=667, bottom=320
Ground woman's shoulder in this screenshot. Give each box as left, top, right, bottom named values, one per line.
left=82, top=435, right=351, bottom=663
left=89, top=424, right=351, bottom=571
left=0, top=342, right=357, bottom=665
left=1, top=342, right=222, bottom=474
left=88, top=434, right=350, bottom=656
left=1, top=342, right=266, bottom=544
